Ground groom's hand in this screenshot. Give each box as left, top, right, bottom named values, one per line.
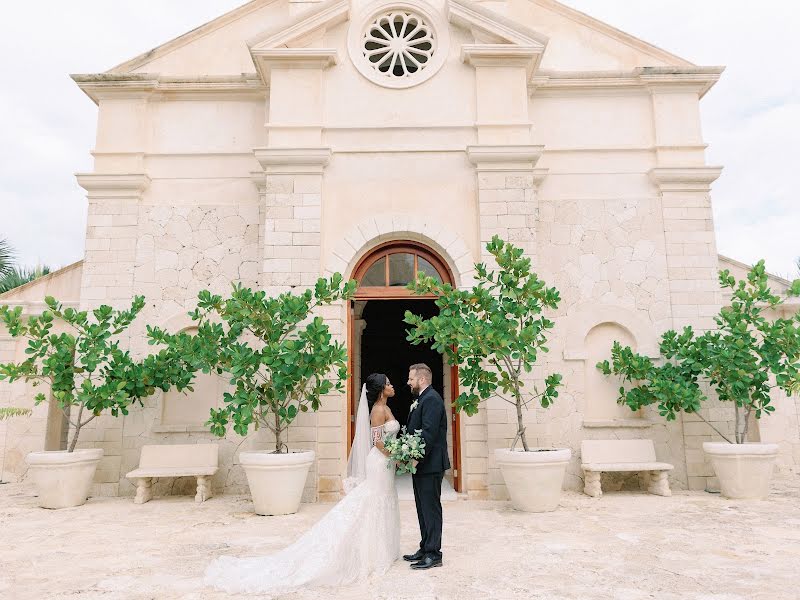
left=411, top=459, right=419, bottom=469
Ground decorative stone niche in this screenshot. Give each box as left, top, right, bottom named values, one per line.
left=153, top=327, right=224, bottom=433
left=583, top=322, right=643, bottom=423
left=563, top=305, right=661, bottom=428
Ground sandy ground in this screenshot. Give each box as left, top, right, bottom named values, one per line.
left=2, top=477, right=799, bottom=600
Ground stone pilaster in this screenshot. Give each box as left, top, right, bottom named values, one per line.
left=74, top=173, right=149, bottom=496
left=253, top=148, right=338, bottom=501
left=467, top=145, right=546, bottom=263
left=650, top=168, right=724, bottom=332
left=75, top=174, right=149, bottom=311
left=254, top=148, right=329, bottom=296
left=650, top=167, right=725, bottom=492
left=644, top=71, right=728, bottom=491
left=466, top=146, right=548, bottom=499
left=249, top=28, right=342, bottom=501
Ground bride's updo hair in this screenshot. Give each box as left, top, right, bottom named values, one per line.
left=365, top=373, right=388, bottom=408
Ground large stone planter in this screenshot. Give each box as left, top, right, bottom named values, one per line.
left=26, top=448, right=104, bottom=509
left=239, top=450, right=315, bottom=515
left=703, top=442, right=778, bottom=499
left=494, top=447, right=572, bottom=512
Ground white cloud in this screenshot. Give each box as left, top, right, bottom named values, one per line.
left=1, top=1, right=797, bottom=278
left=563, top=0, right=800, bottom=277
left=0, top=1, right=243, bottom=271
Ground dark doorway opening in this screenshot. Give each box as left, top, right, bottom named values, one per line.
left=359, top=299, right=441, bottom=430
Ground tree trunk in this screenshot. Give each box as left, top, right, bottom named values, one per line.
left=275, top=411, right=283, bottom=453
left=67, top=403, right=84, bottom=452
left=67, top=424, right=80, bottom=452
left=515, top=385, right=529, bottom=452
left=516, top=406, right=529, bottom=451
left=734, top=402, right=745, bottom=444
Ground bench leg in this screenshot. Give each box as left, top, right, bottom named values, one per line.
left=648, top=471, right=671, bottom=497
left=134, top=478, right=153, bottom=504
left=583, top=471, right=602, bottom=498
left=195, top=476, right=212, bottom=503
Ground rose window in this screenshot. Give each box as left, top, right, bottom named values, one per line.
left=361, top=11, right=435, bottom=79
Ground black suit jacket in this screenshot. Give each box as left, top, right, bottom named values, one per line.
left=406, top=386, right=451, bottom=475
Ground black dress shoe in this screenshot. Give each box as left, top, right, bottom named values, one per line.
left=410, top=555, right=443, bottom=570
left=403, top=550, right=426, bottom=562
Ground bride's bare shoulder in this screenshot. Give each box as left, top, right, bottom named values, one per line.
left=370, top=405, right=388, bottom=427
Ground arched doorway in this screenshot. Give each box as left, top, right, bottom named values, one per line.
left=348, top=241, right=462, bottom=492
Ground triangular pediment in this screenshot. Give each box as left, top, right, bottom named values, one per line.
left=447, top=0, right=548, bottom=79
left=247, top=0, right=347, bottom=83
left=98, top=0, right=698, bottom=79
left=248, top=0, right=349, bottom=49
left=516, top=0, right=694, bottom=69
left=106, top=0, right=282, bottom=75
left=448, top=0, right=547, bottom=48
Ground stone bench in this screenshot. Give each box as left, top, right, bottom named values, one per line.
left=581, top=439, right=673, bottom=498
left=126, top=444, right=219, bottom=504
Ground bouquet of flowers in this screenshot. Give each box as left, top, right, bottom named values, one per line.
left=385, top=427, right=426, bottom=475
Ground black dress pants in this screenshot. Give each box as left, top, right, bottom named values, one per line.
left=412, top=471, right=444, bottom=559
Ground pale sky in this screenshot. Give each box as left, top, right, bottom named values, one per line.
left=1, top=1, right=797, bottom=277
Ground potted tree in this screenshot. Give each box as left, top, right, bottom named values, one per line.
left=405, top=236, right=566, bottom=512
left=597, top=261, right=800, bottom=499
left=148, top=275, right=356, bottom=515
left=0, top=296, right=182, bottom=508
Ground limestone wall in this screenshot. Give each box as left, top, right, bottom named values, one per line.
left=8, top=0, right=800, bottom=503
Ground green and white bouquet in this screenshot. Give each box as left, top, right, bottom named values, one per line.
left=385, top=427, right=426, bottom=475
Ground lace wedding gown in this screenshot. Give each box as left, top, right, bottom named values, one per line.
left=204, top=419, right=401, bottom=595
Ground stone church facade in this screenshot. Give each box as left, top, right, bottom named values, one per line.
left=2, top=0, right=799, bottom=501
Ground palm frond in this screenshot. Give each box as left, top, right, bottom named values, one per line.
left=0, top=239, right=14, bottom=277
left=0, top=265, right=51, bottom=295
left=0, top=407, right=32, bottom=420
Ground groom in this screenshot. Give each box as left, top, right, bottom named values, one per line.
left=404, top=363, right=450, bottom=570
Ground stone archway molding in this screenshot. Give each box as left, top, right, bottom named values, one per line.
left=563, top=304, right=660, bottom=361
left=324, top=216, right=476, bottom=289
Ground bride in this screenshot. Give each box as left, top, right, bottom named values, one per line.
left=204, top=373, right=402, bottom=594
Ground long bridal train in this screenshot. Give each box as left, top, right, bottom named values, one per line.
left=204, top=419, right=401, bottom=595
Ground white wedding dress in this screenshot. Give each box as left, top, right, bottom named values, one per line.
left=204, top=404, right=401, bottom=595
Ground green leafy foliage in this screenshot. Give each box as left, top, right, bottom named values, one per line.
left=148, top=275, right=356, bottom=453
left=0, top=239, right=13, bottom=278
left=0, top=265, right=52, bottom=295
left=597, top=260, right=800, bottom=443
left=405, top=236, right=562, bottom=451
left=0, top=296, right=181, bottom=451
left=0, top=407, right=32, bottom=420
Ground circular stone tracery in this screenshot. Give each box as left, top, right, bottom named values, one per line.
left=362, top=10, right=435, bottom=80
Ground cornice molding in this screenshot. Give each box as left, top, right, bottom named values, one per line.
left=461, top=45, right=544, bottom=78
left=71, top=74, right=266, bottom=104
left=248, top=0, right=347, bottom=85
left=467, top=144, right=545, bottom=173
left=648, top=166, right=723, bottom=192
left=448, top=0, right=547, bottom=79
left=75, top=173, right=151, bottom=199
left=254, top=147, right=332, bottom=175
left=248, top=0, right=348, bottom=48
left=250, top=48, right=338, bottom=83
left=529, top=67, right=725, bottom=98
